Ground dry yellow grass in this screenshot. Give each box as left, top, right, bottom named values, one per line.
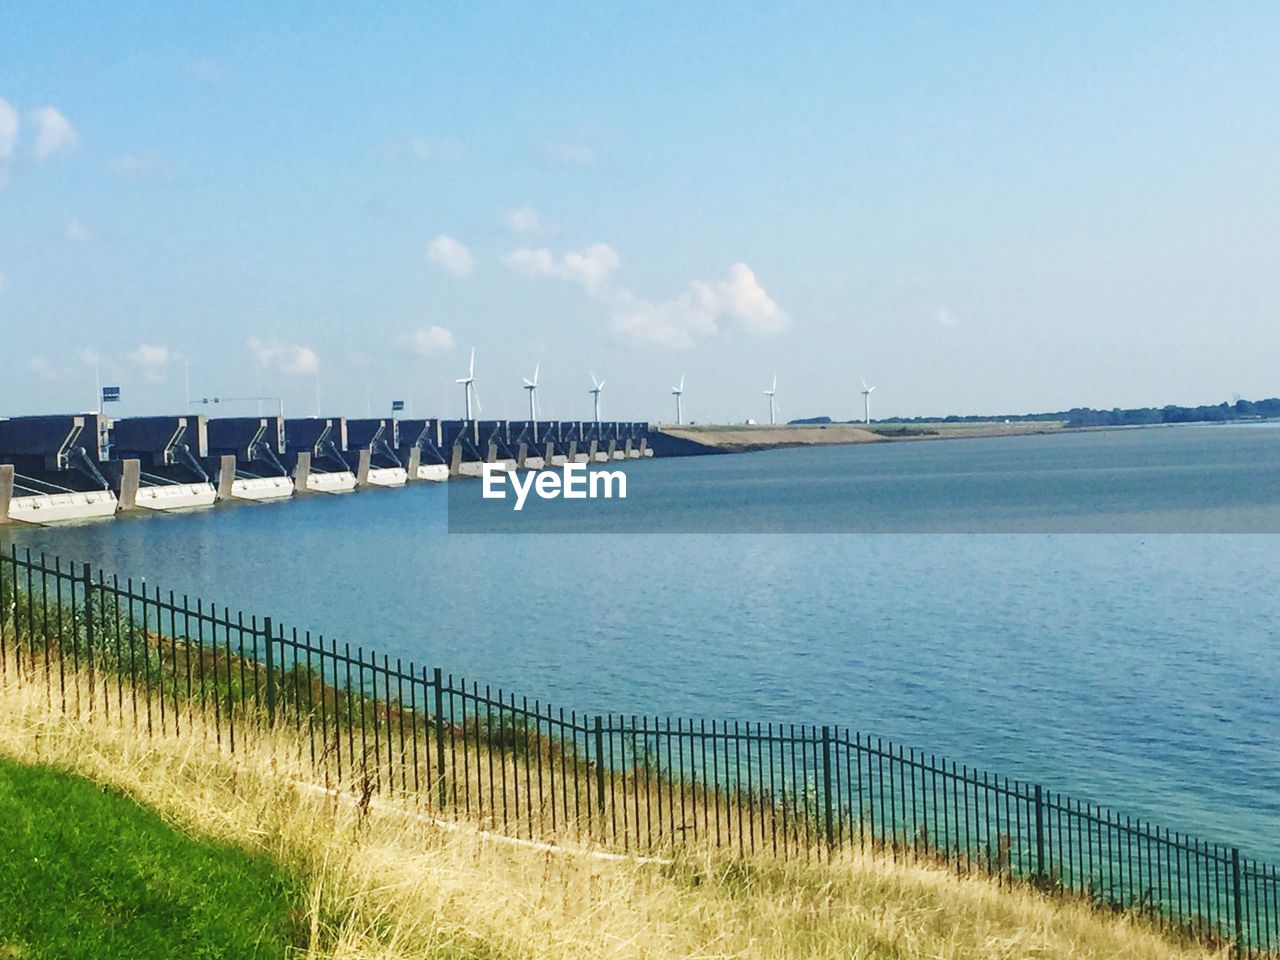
left=0, top=666, right=1224, bottom=960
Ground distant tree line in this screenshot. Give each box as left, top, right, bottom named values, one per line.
left=790, top=398, right=1280, bottom=428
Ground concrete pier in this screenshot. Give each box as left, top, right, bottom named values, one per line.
left=0, top=464, right=13, bottom=525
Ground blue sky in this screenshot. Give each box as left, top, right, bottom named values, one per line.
left=1, top=2, right=1277, bottom=423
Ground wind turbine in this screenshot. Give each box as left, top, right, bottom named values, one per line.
left=860, top=377, right=876, bottom=425
left=671, top=374, right=685, bottom=425
left=589, top=372, right=605, bottom=423
left=523, top=362, right=541, bottom=421
left=456, top=348, right=481, bottom=419
left=764, top=374, right=778, bottom=426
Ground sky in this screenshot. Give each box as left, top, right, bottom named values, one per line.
left=1, top=2, right=1278, bottom=424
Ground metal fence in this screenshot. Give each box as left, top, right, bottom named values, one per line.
left=1, top=544, right=1276, bottom=956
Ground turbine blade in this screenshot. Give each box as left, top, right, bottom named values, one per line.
left=533, top=360, right=540, bottom=385
left=469, top=347, right=475, bottom=378
left=471, top=383, right=483, bottom=415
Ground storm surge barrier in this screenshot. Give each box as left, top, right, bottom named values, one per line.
left=1, top=545, right=1276, bottom=957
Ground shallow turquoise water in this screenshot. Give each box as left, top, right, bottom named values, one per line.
left=5, top=425, right=1278, bottom=860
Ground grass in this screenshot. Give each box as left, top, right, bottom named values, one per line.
left=0, top=757, right=300, bottom=960
left=0, top=663, right=1228, bottom=960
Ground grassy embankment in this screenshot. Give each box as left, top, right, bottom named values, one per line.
left=659, top=420, right=1065, bottom=452
left=0, top=757, right=299, bottom=959
left=0, top=658, right=1227, bottom=960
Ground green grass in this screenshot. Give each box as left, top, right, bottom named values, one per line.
left=0, top=757, right=301, bottom=960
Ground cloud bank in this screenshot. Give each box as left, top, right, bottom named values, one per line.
left=126, top=342, right=175, bottom=381
left=247, top=337, right=320, bottom=375
left=405, top=324, right=456, bottom=356
left=503, top=244, right=789, bottom=348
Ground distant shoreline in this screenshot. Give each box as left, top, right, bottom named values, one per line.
left=656, top=417, right=1280, bottom=454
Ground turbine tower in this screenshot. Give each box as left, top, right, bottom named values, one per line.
left=671, top=374, right=685, bottom=425
left=589, top=372, right=605, bottom=423
left=456, top=348, right=481, bottom=419
left=523, top=362, right=541, bottom=421
left=860, top=377, right=876, bottom=425
left=764, top=374, right=778, bottom=426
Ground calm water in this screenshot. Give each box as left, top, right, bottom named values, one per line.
left=5, top=425, right=1279, bottom=859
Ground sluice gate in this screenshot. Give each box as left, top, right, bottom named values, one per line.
left=108, top=416, right=217, bottom=512
left=507, top=420, right=544, bottom=468
left=284, top=418, right=356, bottom=493
left=346, top=419, right=407, bottom=488
left=397, top=419, right=448, bottom=482
left=440, top=420, right=484, bottom=477
left=204, top=416, right=293, bottom=502
left=0, top=414, right=118, bottom=524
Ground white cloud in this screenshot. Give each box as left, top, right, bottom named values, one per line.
left=79, top=348, right=101, bottom=367
left=543, top=142, right=595, bottom=167
left=505, top=206, right=542, bottom=234
left=247, top=337, right=320, bottom=375
left=936, top=304, right=960, bottom=327
left=503, top=243, right=619, bottom=294
left=0, top=99, right=17, bottom=187
left=0, top=269, right=7, bottom=293
left=189, top=58, right=227, bottom=83
left=688, top=263, right=789, bottom=338
left=29, top=107, right=77, bottom=160
left=126, top=343, right=174, bottom=381
left=111, top=152, right=170, bottom=180
left=405, top=325, right=456, bottom=356
left=426, top=234, right=475, bottom=277
left=609, top=289, right=719, bottom=349
left=0, top=98, right=17, bottom=159
left=504, top=243, right=788, bottom=349
left=65, top=218, right=93, bottom=243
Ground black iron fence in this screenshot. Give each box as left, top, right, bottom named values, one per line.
left=0, top=545, right=1276, bottom=956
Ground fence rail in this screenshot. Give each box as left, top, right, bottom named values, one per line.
left=1, top=544, right=1276, bottom=957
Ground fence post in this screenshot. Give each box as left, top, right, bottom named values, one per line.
left=594, top=715, right=607, bottom=819
left=433, top=667, right=447, bottom=809
left=82, top=563, right=94, bottom=714
left=1231, top=847, right=1244, bottom=959
left=263, top=616, right=275, bottom=727
left=822, top=726, right=835, bottom=852
left=1034, top=784, right=1046, bottom=886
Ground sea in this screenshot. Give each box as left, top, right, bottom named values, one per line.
left=4, top=423, right=1278, bottom=859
